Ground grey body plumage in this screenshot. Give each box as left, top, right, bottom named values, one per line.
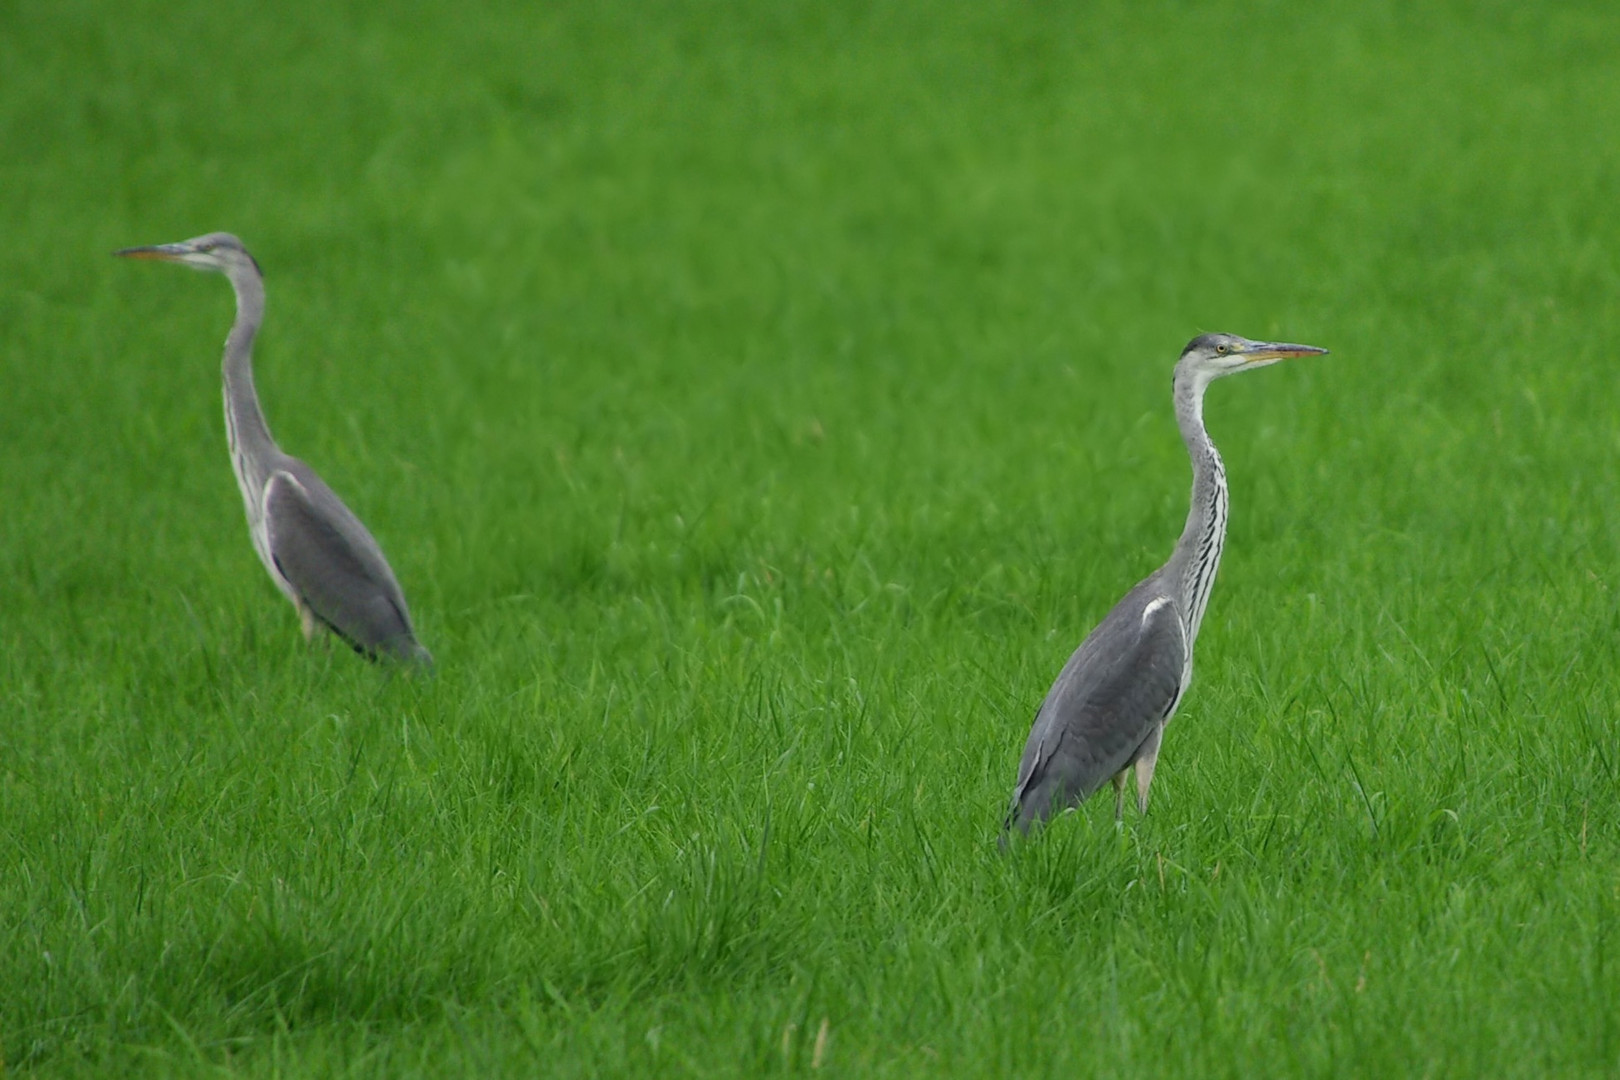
left=118, top=232, right=431, bottom=664
left=1005, top=333, right=1327, bottom=835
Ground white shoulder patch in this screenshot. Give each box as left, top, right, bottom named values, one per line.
left=263, top=469, right=309, bottom=511
left=1141, top=595, right=1173, bottom=625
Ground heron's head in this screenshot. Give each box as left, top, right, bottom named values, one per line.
left=116, top=232, right=260, bottom=277
left=1177, top=333, right=1328, bottom=381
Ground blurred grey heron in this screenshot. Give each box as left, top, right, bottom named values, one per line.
left=117, top=233, right=432, bottom=665
left=1005, top=332, right=1327, bottom=835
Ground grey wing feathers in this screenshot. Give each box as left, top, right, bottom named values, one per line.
left=263, top=468, right=430, bottom=663
left=1006, top=594, right=1186, bottom=832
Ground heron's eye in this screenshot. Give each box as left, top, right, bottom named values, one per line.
left=1215, top=344, right=1228, bottom=355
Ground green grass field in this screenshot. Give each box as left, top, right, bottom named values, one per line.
left=5, top=1, right=1620, bottom=1074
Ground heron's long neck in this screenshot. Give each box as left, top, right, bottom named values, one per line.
left=1170, top=371, right=1228, bottom=646
left=221, top=267, right=278, bottom=490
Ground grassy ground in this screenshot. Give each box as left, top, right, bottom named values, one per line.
left=4, top=0, right=1620, bottom=1074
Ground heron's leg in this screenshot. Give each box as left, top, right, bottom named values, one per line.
left=297, top=602, right=319, bottom=643
left=1111, top=772, right=1127, bottom=822
left=1133, top=723, right=1165, bottom=815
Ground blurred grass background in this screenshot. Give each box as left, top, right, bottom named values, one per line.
left=3, top=0, right=1620, bottom=1074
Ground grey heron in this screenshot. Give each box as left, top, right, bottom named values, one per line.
left=1005, top=332, right=1327, bottom=835
left=117, top=232, right=432, bottom=665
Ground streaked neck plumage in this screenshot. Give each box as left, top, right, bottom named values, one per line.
left=220, top=262, right=280, bottom=497
left=1167, top=365, right=1229, bottom=647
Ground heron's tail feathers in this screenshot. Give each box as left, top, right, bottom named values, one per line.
left=400, top=639, right=435, bottom=668
left=373, top=634, right=434, bottom=668
left=998, top=797, right=1037, bottom=850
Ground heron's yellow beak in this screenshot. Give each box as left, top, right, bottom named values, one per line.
left=114, top=243, right=192, bottom=262
left=1239, top=341, right=1329, bottom=362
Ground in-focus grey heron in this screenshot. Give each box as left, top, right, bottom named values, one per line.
left=1005, top=332, right=1327, bottom=835
left=118, top=233, right=432, bottom=665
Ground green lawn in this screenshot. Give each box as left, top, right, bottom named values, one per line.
left=4, top=0, right=1620, bottom=1074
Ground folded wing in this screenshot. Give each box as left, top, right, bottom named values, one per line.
left=263, top=467, right=428, bottom=662
left=1007, top=592, right=1186, bottom=832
